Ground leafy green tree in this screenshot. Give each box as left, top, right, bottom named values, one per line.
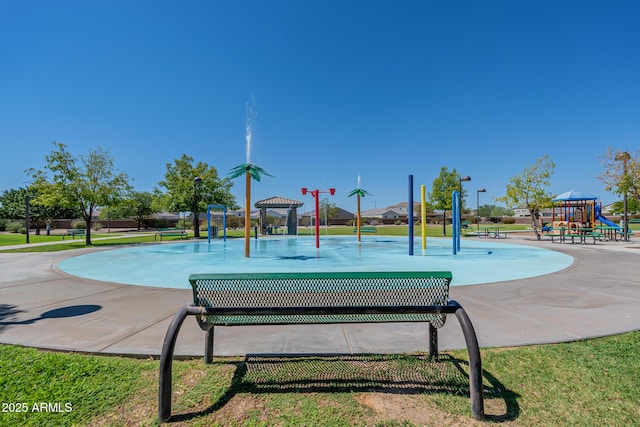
left=608, top=198, right=640, bottom=215
left=496, top=155, right=555, bottom=240
left=429, top=167, right=466, bottom=236
left=490, top=206, right=514, bottom=217
left=0, top=187, right=79, bottom=234
left=27, top=142, right=131, bottom=243
left=477, top=204, right=496, bottom=218
left=157, top=154, right=236, bottom=237
left=319, top=198, right=338, bottom=225
left=99, top=191, right=156, bottom=230
left=598, top=148, right=640, bottom=204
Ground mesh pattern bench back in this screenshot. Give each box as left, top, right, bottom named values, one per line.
left=189, top=272, right=452, bottom=327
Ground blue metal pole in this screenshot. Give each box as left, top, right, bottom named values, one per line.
left=207, top=206, right=211, bottom=245
left=409, top=175, right=414, bottom=256
left=452, top=190, right=459, bottom=255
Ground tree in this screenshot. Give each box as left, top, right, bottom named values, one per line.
left=477, top=204, right=496, bottom=218
left=496, top=155, right=555, bottom=240
left=598, top=148, right=640, bottom=204
left=429, top=167, right=465, bottom=236
left=99, top=191, right=156, bottom=230
left=0, top=187, right=78, bottom=234
left=28, top=142, right=131, bottom=244
left=319, top=198, right=338, bottom=225
left=608, top=198, right=640, bottom=215
left=158, top=154, right=236, bottom=237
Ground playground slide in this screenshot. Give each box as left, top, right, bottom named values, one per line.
left=596, top=214, right=619, bottom=229
left=594, top=204, right=620, bottom=229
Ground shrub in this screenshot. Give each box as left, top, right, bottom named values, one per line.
left=6, top=221, right=25, bottom=233
left=71, top=220, right=86, bottom=229
left=502, top=217, right=516, bottom=224
left=0, top=218, right=7, bottom=231
left=176, top=219, right=190, bottom=230
left=91, top=222, right=103, bottom=231
left=226, top=216, right=243, bottom=229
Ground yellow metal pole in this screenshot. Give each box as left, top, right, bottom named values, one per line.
left=244, top=172, right=251, bottom=257
left=421, top=185, right=427, bottom=251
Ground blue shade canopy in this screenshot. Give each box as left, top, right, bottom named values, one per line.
left=553, top=190, right=598, bottom=201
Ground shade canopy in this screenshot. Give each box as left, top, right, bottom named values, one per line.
left=254, top=196, right=304, bottom=208
left=552, top=190, right=598, bottom=202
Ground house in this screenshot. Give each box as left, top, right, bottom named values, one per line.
left=360, top=208, right=403, bottom=219
left=387, top=202, right=423, bottom=216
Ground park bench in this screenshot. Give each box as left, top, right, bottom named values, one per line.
left=461, top=221, right=473, bottom=229
left=62, top=229, right=85, bottom=240
left=154, top=227, right=188, bottom=241
left=629, top=219, right=640, bottom=224
left=159, top=271, right=484, bottom=421
left=352, top=225, right=377, bottom=234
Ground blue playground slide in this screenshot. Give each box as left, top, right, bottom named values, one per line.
left=595, top=205, right=620, bottom=228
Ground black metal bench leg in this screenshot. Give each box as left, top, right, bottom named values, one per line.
left=451, top=301, right=484, bottom=421
left=428, top=322, right=438, bottom=360
left=159, top=304, right=190, bottom=422
left=205, top=326, right=214, bottom=364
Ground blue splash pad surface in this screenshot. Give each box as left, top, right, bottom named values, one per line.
left=58, top=236, right=573, bottom=289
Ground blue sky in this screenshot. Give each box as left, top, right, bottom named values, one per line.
left=1, top=1, right=638, bottom=213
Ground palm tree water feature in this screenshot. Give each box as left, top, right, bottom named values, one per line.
left=348, top=175, right=371, bottom=242
left=58, top=236, right=574, bottom=289
left=228, top=99, right=272, bottom=257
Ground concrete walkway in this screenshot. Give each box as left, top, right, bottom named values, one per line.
left=0, top=235, right=638, bottom=358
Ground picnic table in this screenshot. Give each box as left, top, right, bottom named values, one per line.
left=595, top=226, right=624, bottom=241
left=548, top=227, right=604, bottom=244
left=480, top=226, right=505, bottom=238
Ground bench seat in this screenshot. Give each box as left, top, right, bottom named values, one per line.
left=154, top=228, right=188, bottom=241
left=62, top=229, right=85, bottom=240
left=159, top=271, right=484, bottom=421
left=352, top=226, right=377, bottom=234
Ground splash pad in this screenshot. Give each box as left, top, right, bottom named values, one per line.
left=58, top=236, right=573, bottom=289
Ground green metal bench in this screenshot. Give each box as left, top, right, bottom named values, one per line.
left=159, top=271, right=484, bottom=421
left=564, top=231, right=604, bottom=244
left=154, top=227, right=188, bottom=241
left=352, top=226, right=377, bottom=234
left=62, top=229, right=85, bottom=240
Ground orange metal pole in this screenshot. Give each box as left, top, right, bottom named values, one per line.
left=244, top=172, right=251, bottom=257
left=357, top=194, right=361, bottom=242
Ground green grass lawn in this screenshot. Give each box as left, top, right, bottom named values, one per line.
left=3, top=221, right=638, bottom=252
left=1, top=331, right=639, bottom=426
left=1, top=225, right=639, bottom=424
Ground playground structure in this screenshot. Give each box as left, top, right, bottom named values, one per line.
left=551, top=190, right=619, bottom=232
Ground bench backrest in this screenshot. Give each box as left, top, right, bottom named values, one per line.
left=189, top=271, right=452, bottom=326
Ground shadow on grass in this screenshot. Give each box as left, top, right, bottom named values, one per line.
left=170, top=353, right=520, bottom=423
